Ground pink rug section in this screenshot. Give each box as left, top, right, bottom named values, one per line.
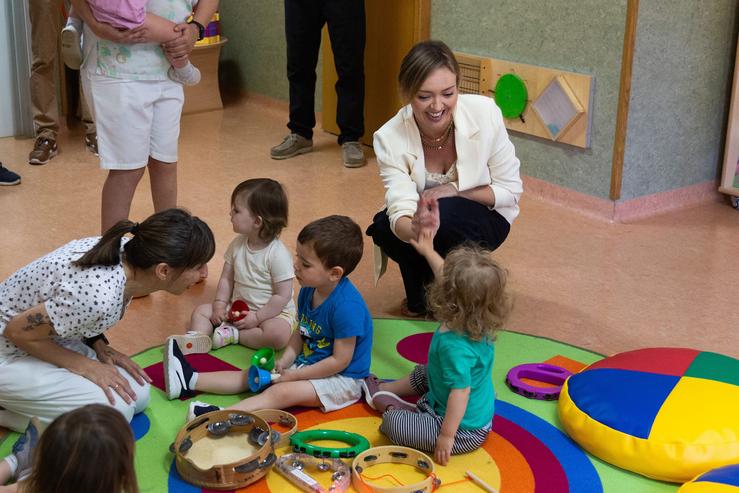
left=396, top=332, right=433, bottom=364
left=145, top=353, right=241, bottom=401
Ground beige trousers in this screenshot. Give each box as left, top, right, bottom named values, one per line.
left=28, top=0, right=94, bottom=139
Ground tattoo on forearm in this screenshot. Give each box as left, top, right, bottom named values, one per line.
left=21, top=313, right=54, bottom=332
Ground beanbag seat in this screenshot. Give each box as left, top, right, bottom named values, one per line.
left=558, top=348, right=739, bottom=482
left=679, top=464, right=739, bottom=492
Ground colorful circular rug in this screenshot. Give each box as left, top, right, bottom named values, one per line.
left=0, top=320, right=682, bottom=492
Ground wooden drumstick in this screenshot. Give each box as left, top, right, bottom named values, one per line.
left=465, top=470, right=499, bottom=493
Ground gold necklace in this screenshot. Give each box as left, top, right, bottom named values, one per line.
left=419, top=122, right=454, bottom=150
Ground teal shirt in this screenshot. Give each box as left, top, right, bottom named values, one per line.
left=426, top=328, right=495, bottom=430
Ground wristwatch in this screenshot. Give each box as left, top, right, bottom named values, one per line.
left=187, top=19, right=205, bottom=41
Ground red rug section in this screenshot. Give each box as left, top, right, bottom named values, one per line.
left=145, top=353, right=241, bottom=401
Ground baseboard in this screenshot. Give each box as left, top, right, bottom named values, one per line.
left=523, top=176, right=723, bottom=222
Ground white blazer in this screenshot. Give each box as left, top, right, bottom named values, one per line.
left=373, top=94, right=523, bottom=238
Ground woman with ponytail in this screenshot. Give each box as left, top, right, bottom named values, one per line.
left=0, top=208, right=215, bottom=432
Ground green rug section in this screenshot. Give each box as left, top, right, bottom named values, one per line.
left=0, top=321, right=679, bottom=493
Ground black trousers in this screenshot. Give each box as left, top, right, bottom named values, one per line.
left=284, top=0, right=365, bottom=143
left=367, top=197, right=511, bottom=314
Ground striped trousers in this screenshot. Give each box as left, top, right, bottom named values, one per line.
left=379, top=365, right=491, bottom=455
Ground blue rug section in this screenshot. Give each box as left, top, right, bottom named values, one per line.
left=130, top=412, right=151, bottom=441
left=496, top=400, right=603, bottom=493
left=168, top=458, right=202, bottom=492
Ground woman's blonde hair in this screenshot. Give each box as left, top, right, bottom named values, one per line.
left=427, top=245, right=512, bottom=341
left=398, top=40, right=459, bottom=103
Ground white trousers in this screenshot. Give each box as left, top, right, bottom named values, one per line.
left=0, top=341, right=150, bottom=432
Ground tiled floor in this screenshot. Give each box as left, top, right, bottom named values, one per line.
left=1, top=97, right=738, bottom=359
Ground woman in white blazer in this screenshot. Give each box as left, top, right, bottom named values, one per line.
left=367, top=40, right=523, bottom=317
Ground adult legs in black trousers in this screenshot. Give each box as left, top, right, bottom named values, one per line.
left=367, top=197, right=511, bottom=315
left=284, top=0, right=365, bottom=143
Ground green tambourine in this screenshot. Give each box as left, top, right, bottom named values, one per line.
left=290, top=429, right=370, bottom=459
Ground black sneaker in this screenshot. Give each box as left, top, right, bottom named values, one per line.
left=164, top=338, right=197, bottom=400
left=186, top=401, right=222, bottom=422
left=12, top=417, right=41, bottom=479
left=0, top=163, right=20, bottom=186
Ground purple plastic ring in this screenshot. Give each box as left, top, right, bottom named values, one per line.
left=505, top=363, right=573, bottom=401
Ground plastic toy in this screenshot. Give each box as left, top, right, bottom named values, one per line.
left=352, top=446, right=441, bottom=493
left=251, top=347, right=275, bottom=371
left=290, top=429, right=370, bottom=459
left=171, top=409, right=276, bottom=490
left=229, top=299, right=249, bottom=322
left=276, top=453, right=350, bottom=493
left=505, top=363, right=572, bottom=400
left=678, top=463, right=739, bottom=492
left=248, top=365, right=280, bottom=393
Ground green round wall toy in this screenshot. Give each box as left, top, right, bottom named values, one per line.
left=494, top=73, right=528, bottom=119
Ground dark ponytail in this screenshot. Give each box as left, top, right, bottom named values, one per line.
left=73, top=209, right=215, bottom=270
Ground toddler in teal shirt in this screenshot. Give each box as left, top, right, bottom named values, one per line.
left=365, top=197, right=512, bottom=465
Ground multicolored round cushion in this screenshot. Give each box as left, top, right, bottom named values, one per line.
left=558, top=348, right=739, bottom=483
left=679, top=464, right=739, bottom=492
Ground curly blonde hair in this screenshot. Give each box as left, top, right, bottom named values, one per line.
left=427, top=245, right=512, bottom=341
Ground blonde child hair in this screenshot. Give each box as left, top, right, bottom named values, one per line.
left=427, top=244, right=512, bottom=341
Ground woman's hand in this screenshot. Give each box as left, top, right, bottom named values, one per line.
left=421, top=183, right=457, bottom=201
left=95, top=344, right=152, bottom=386
left=78, top=359, right=138, bottom=405
left=162, top=23, right=199, bottom=62
left=434, top=433, right=455, bottom=465
left=411, top=196, right=440, bottom=240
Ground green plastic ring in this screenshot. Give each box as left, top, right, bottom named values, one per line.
left=290, top=429, right=370, bottom=459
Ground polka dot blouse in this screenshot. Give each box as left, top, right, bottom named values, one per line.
left=0, top=237, right=128, bottom=362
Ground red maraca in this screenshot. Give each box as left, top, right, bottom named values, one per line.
left=228, top=299, right=249, bottom=322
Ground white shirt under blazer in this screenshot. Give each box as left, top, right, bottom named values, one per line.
left=373, top=94, right=524, bottom=238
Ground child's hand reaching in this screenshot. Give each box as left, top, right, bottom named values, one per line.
left=434, top=433, right=454, bottom=466
left=410, top=227, right=435, bottom=258
left=210, top=301, right=228, bottom=325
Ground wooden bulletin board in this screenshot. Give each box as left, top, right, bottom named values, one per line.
left=719, top=33, right=739, bottom=201
left=456, top=53, right=594, bottom=149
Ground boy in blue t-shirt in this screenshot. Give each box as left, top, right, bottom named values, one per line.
left=165, top=215, right=373, bottom=417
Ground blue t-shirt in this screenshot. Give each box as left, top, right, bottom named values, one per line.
left=294, top=277, right=373, bottom=379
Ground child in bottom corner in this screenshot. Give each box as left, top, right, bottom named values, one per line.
left=164, top=215, right=374, bottom=421
left=364, top=197, right=511, bottom=465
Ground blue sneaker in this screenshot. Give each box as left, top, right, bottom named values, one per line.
left=0, top=164, right=20, bottom=186
left=12, top=417, right=41, bottom=479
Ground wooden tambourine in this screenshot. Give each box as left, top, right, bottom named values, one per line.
left=352, top=446, right=441, bottom=493
left=252, top=409, right=298, bottom=448
left=172, top=410, right=276, bottom=490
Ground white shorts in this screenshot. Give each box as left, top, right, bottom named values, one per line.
left=82, top=72, right=184, bottom=169
left=290, top=364, right=363, bottom=412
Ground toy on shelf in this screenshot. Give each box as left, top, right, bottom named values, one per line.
left=276, top=453, right=350, bottom=493
left=193, top=11, right=221, bottom=46
left=228, top=299, right=249, bottom=322
left=171, top=409, right=276, bottom=490
left=290, top=429, right=370, bottom=459
left=248, top=365, right=280, bottom=393
left=505, top=363, right=572, bottom=400
left=352, top=446, right=441, bottom=493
